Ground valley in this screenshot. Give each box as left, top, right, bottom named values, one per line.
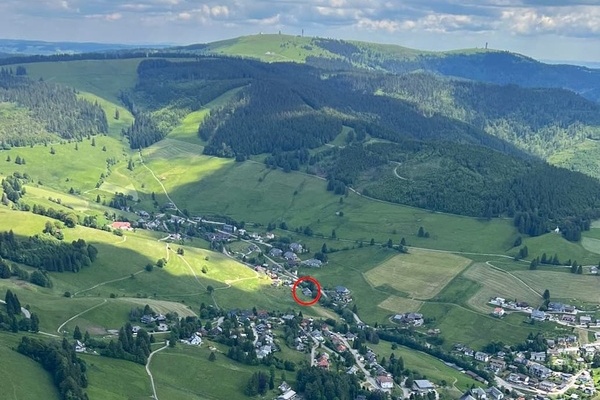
left=1, top=34, right=600, bottom=400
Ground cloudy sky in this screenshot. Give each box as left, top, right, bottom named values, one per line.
left=2, top=0, right=600, bottom=62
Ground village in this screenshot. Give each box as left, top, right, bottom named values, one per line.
left=102, top=205, right=600, bottom=400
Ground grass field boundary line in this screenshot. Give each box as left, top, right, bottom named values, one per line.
left=73, top=269, right=145, bottom=296
left=57, top=299, right=108, bottom=334
left=485, top=261, right=542, bottom=298
left=146, top=342, right=168, bottom=400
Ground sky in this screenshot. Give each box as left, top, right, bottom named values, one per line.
left=2, top=0, right=600, bottom=62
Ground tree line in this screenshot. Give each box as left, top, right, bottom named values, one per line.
left=0, top=230, right=98, bottom=272
left=17, top=336, right=89, bottom=400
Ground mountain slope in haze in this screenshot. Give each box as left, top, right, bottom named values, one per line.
left=185, top=34, right=600, bottom=103
left=0, top=39, right=165, bottom=55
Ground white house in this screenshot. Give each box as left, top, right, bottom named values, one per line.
left=413, top=380, right=435, bottom=393
left=475, top=352, right=490, bottom=362
left=531, top=352, right=546, bottom=362
left=493, top=307, right=505, bottom=317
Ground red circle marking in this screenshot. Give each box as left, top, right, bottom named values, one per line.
left=292, top=276, right=322, bottom=307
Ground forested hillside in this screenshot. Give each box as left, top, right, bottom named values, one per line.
left=0, top=67, right=107, bottom=146
left=337, top=72, right=600, bottom=158
left=324, top=141, right=600, bottom=241
left=305, top=38, right=600, bottom=102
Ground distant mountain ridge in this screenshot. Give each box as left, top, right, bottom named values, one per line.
left=0, top=39, right=169, bottom=55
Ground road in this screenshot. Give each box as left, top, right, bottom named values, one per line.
left=146, top=342, right=169, bottom=400
left=73, top=269, right=145, bottom=296
left=332, top=332, right=380, bottom=390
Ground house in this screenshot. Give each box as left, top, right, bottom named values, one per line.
left=317, top=357, right=329, bottom=369
left=270, top=248, right=283, bottom=257
left=302, top=287, right=313, bottom=297
left=157, top=323, right=169, bottom=332
left=489, top=358, right=506, bottom=372
left=283, top=251, right=299, bottom=261
left=132, top=325, right=141, bottom=333
left=531, top=310, right=546, bottom=321
left=413, top=380, right=435, bottom=393
left=347, top=366, right=358, bottom=375
left=141, top=315, right=155, bottom=324
left=111, top=221, right=132, bottom=231
left=277, top=389, right=297, bottom=400
left=530, top=352, right=546, bottom=362
left=290, top=243, right=303, bottom=253
left=493, top=307, right=505, bottom=317
left=475, top=352, right=490, bottom=362
left=74, top=340, right=86, bottom=353
left=279, top=382, right=291, bottom=394
left=223, top=224, right=236, bottom=233
left=539, top=381, right=556, bottom=392
left=561, top=314, right=576, bottom=323
left=184, top=333, right=202, bottom=346
left=529, top=363, right=551, bottom=379
left=486, top=387, right=504, bottom=400
left=335, top=286, right=350, bottom=295
left=548, top=302, right=565, bottom=312
left=469, top=387, right=487, bottom=399
left=377, top=375, right=394, bottom=389
left=301, top=259, right=323, bottom=268
left=580, top=315, right=592, bottom=325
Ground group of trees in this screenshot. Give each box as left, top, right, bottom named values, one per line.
left=0, top=257, right=50, bottom=288
left=17, top=337, right=89, bottom=400
left=101, top=322, right=152, bottom=364
left=0, top=67, right=107, bottom=146
left=0, top=290, right=39, bottom=332
left=0, top=230, right=98, bottom=272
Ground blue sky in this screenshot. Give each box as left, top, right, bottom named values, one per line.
left=2, top=0, right=600, bottom=61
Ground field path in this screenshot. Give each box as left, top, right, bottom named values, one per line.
left=138, top=151, right=183, bottom=216
left=73, top=269, right=145, bottom=296
left=146, top=342, right=169, bottom=400
left=57, top=299, right=108, bottom=334
left=391, top=161, right=409, bottom=181
left=485, top=261, right=542, bottom=297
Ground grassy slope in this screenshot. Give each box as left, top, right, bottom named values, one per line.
left=0, top=332, right=60, bottom=400
left=152, top=345, right=281, bottom=400
left=207, top=34, right=339, bottom=62
left=82, top=354, right=151, bottom=400
left=24, top=59, right=142, bottom=103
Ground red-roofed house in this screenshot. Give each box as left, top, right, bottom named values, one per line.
left=377, top=375, right=394, bottom=389
left=493, top=307, right=505, bottom=317
left=111, top=221, right=132, bottom=231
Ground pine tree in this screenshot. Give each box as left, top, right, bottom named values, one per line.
left=577, top=265, right=583, bottom=274
left=370, top=238, right=375, bottom=246
left=331, top=229, right=336, bottom=239
left=541, top=253, right=547, bottom=264
left=321, top=243, right=328, bottom=254
left=418, top=226, right=425, bottom=237
left=400, top=238, right=406, bottom=246
left=73, top=325, right=82, bottom=341
left=115, top=109, right=120, bottom=120
left=91, top=138, right=96, bottom=147
left=50, top=147, right=55, bottom=155
left=96, top=195, right=101, bottom=203
left=15, top=155, right=21, bottom=164
left=30, top=313, right=39, bottom=332
left=75, top=143, right=78, bottom=150
left=387, top=238, right=393, bottom=248
left=5, top=155, right=10, bottom=162
left=209, top=351, right=216, bottom=361
left=102, top=145, right=107, bottom=152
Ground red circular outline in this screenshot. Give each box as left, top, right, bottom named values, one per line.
left=292, top=276, right=322, bottom=306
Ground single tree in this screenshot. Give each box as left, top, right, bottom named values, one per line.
left=96, top=195, right=101, bottom=203
left=207, top=285, right=214, bottom=294
left=73, top=325, right=82, bottom=341
left=91, top=137, right=96, bottom=147
left=418, top=226, right=425, bottom=237
left=387, top=238, right=393, bottom=248
left=370, top=238, right=375, bottom=246
left=209, top=351, right=216, bottom=361
left=321, top=243, right=328, bottom=254
left=115, top=109, right=120, bottom=120
left=543, top=289, right=550, bottom=301
left=5, top=155, right=10, bottom=162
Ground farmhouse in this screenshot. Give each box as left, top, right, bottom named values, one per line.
left=335, top=286, right=350, bottom=295
left=302, top=288, right=312, bottom=297
left=474, top=352, right=489, bottom=362
left=487, top=387, right=504, bottom=400
left=74, top=340, right=86, bottom=353
left=539, top=381, right=555, bottom=392
left=283, top=251, right=299, bottom=261
left=141, top=315, right=155, bottom=324
left=492, top=307, right=505, bottom=317
left=580, top=315, right=592, bottom=325
left=277, top=389, right=297, bottom=400
left=111, top=221, right=132, bottom=230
